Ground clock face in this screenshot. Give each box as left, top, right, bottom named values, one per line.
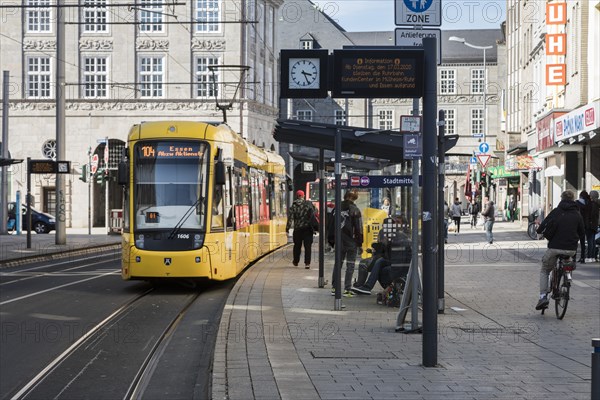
left=289, top=58, right=320, bottom=89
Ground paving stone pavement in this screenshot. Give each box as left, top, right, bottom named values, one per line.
left=212, top=222, right=600, bottom=400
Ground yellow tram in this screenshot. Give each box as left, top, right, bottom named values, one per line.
left=119, top=121, right=288, bottom=281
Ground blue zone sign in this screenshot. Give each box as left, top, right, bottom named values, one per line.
left=395, top=0, right=442, bottom=26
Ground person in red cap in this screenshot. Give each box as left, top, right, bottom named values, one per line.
left=286, top=189, right=318, bottom=268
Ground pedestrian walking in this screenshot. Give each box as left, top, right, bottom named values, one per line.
left=508, top=195, right=517, bottom=222
left=468, top=199, right=479, bottom=228
left=328, top=190, right=363, bottom=297
left=576, top=191, right=591, bottom=263
left=535, top=190, right=584, bottom=310
left=450, top=198, right=462, bottom=235
left=481, top=196, right=495, bottom=244
left=286, top=190, right=317, bottom=269
left=583, top=191, right=599, bottom=263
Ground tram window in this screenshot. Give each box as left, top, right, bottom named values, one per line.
left=211, top=181, right=224, bottom=230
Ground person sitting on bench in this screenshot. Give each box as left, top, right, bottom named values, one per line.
left=351, top=216, right=411, bottom=295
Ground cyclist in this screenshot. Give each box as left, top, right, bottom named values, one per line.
left=535, top=190, right=585, bottom=310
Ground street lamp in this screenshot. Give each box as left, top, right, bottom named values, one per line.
left=448, top=36, right=493, bottom=143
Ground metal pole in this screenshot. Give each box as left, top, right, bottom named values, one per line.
left=437, top=110, right=446, bottom=313
left=105, top=136, right=109, bottom=234
left=0, top=71, right=9, bottom=235
left=55, top=0, right=66, bottom=245
left=318, top=147, right=325, bottom=288
left=593, top=338, right=600, bottom=399
left=410, top=99, right=420, bottom=330
left=422, top=37, right=438, bottom=367
left=26, top=158, right=32, bottom=249
left=334, top=128, right=342, bottom=310
left=483, top=48, right=487, bottom=144
left=88, top=148, right=92, bottom=235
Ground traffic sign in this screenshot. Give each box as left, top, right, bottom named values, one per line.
left=469, top=157, right=478, bottom=165
left=395, top=0, right=442, bottom=27
left=395, top=28, right=442, bottom=65
left=104, top=144, right=109, bottom=164
left=403, top=134, right=422, bottom=159
left=91, top=154, right=99, bottom=174
left=477, top=154, right=491, bottom=168
left=478, top=142, right=490, bottom=154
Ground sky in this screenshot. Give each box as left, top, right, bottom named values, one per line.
left=319, top=0, right=506, bottom=32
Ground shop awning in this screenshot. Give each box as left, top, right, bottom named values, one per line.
left=544, top=165, right=564, bottom=177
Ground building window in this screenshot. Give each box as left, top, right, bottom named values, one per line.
left=26, top=56, right=52, bottom=99
left=42, top=139, right=57, bottom=159
left=471, top=68, right=485, bottom=94
left=440, top=69, right=456, bottom=94
left=378, top=109, right=393, bottom=130
left=442, top=109, right=455, bottom=135
left=334, top=110, right=346, bottom=125
left=27, top=0, right=51, bottom=32
left=139, top=56, right=164, bottom=98
left=297, top=110, right=312, bottom=121
left=83, top=0, right=108, bottom=33
left=471, top=108, right=484, bottom=137
left=83, top=57, right=108, bottom=98
left=196, top=0, right=220, bottom=33
left=195, top=57, right=219, bottom=98
left=300, top=40, right=313, bottom=49
left=139, top=0, right=164, bottom=32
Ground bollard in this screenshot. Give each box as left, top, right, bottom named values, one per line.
left=593, top=338, right=600, bottom=400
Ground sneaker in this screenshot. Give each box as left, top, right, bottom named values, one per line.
left=351, top=285, right=372, bottom=295
left=305, top=264, right=310, bottom=269
left=292, top=262, right=298, bottom=267
left=578, top=258, right=585, bottom=264
left=343, top=290, right=355, bottom=298
left=535, top=296, right=549, bottom=310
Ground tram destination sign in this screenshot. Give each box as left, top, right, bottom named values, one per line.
left=332, top=49, right=424, bottom=98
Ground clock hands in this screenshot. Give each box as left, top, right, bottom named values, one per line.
left=301, top=70, right=313, bottom=84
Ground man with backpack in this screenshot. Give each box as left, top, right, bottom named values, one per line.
left=286, top=190, right=318, bottom=269
left=535, top=190, right=585, bottom=310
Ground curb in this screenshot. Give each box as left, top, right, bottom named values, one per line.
left=0, top=243, right=122, bottom=269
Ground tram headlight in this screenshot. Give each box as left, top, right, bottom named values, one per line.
left=193, top=234, right=202, bottom=249
left=135, top=234, right=145, bottom=249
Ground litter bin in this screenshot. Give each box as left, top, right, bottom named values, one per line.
left=109, top=209, right=123, bottom=234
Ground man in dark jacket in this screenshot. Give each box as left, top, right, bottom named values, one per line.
left=481, top=197, right=495, bottom=244
left=329, top=190, right=363, bottom=296
left=286, top=190, right=317, bottom=269
left=535, top=190, right=585, bottom=310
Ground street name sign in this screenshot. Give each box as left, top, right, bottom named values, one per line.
left=395, top=0, right=442, bottom=27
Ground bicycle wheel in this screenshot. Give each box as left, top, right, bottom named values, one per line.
left=527, top=223, right=539, bottom=240
left=554, top=272, right=570, bottom=319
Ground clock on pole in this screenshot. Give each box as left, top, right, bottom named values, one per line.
left=280, top=50, right=329, bottom=98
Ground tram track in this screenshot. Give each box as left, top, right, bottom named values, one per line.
left=9, top=283, right=220, bottom=400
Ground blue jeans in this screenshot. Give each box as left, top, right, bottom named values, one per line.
left=332, top=243, right=358, bottom=290
left=484, top=220, right=494, bottom=243
left=364, top=258, right=392, bottom=290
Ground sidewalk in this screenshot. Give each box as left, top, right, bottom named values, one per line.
left=0, top=227, right=121, bottom=267
left=1, top=222, right=597, bottom=399
left=212, top=221, right=599, bottom=400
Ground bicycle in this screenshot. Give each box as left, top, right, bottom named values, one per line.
left=540, top=255, right=575, bottom=319
left=527, top=210, right=542, bottom=240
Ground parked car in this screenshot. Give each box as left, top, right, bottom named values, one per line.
left=7, top=202, right=56, bottom=234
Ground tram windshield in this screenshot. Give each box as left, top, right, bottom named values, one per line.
left=133, top=140, right=209, bottom=231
